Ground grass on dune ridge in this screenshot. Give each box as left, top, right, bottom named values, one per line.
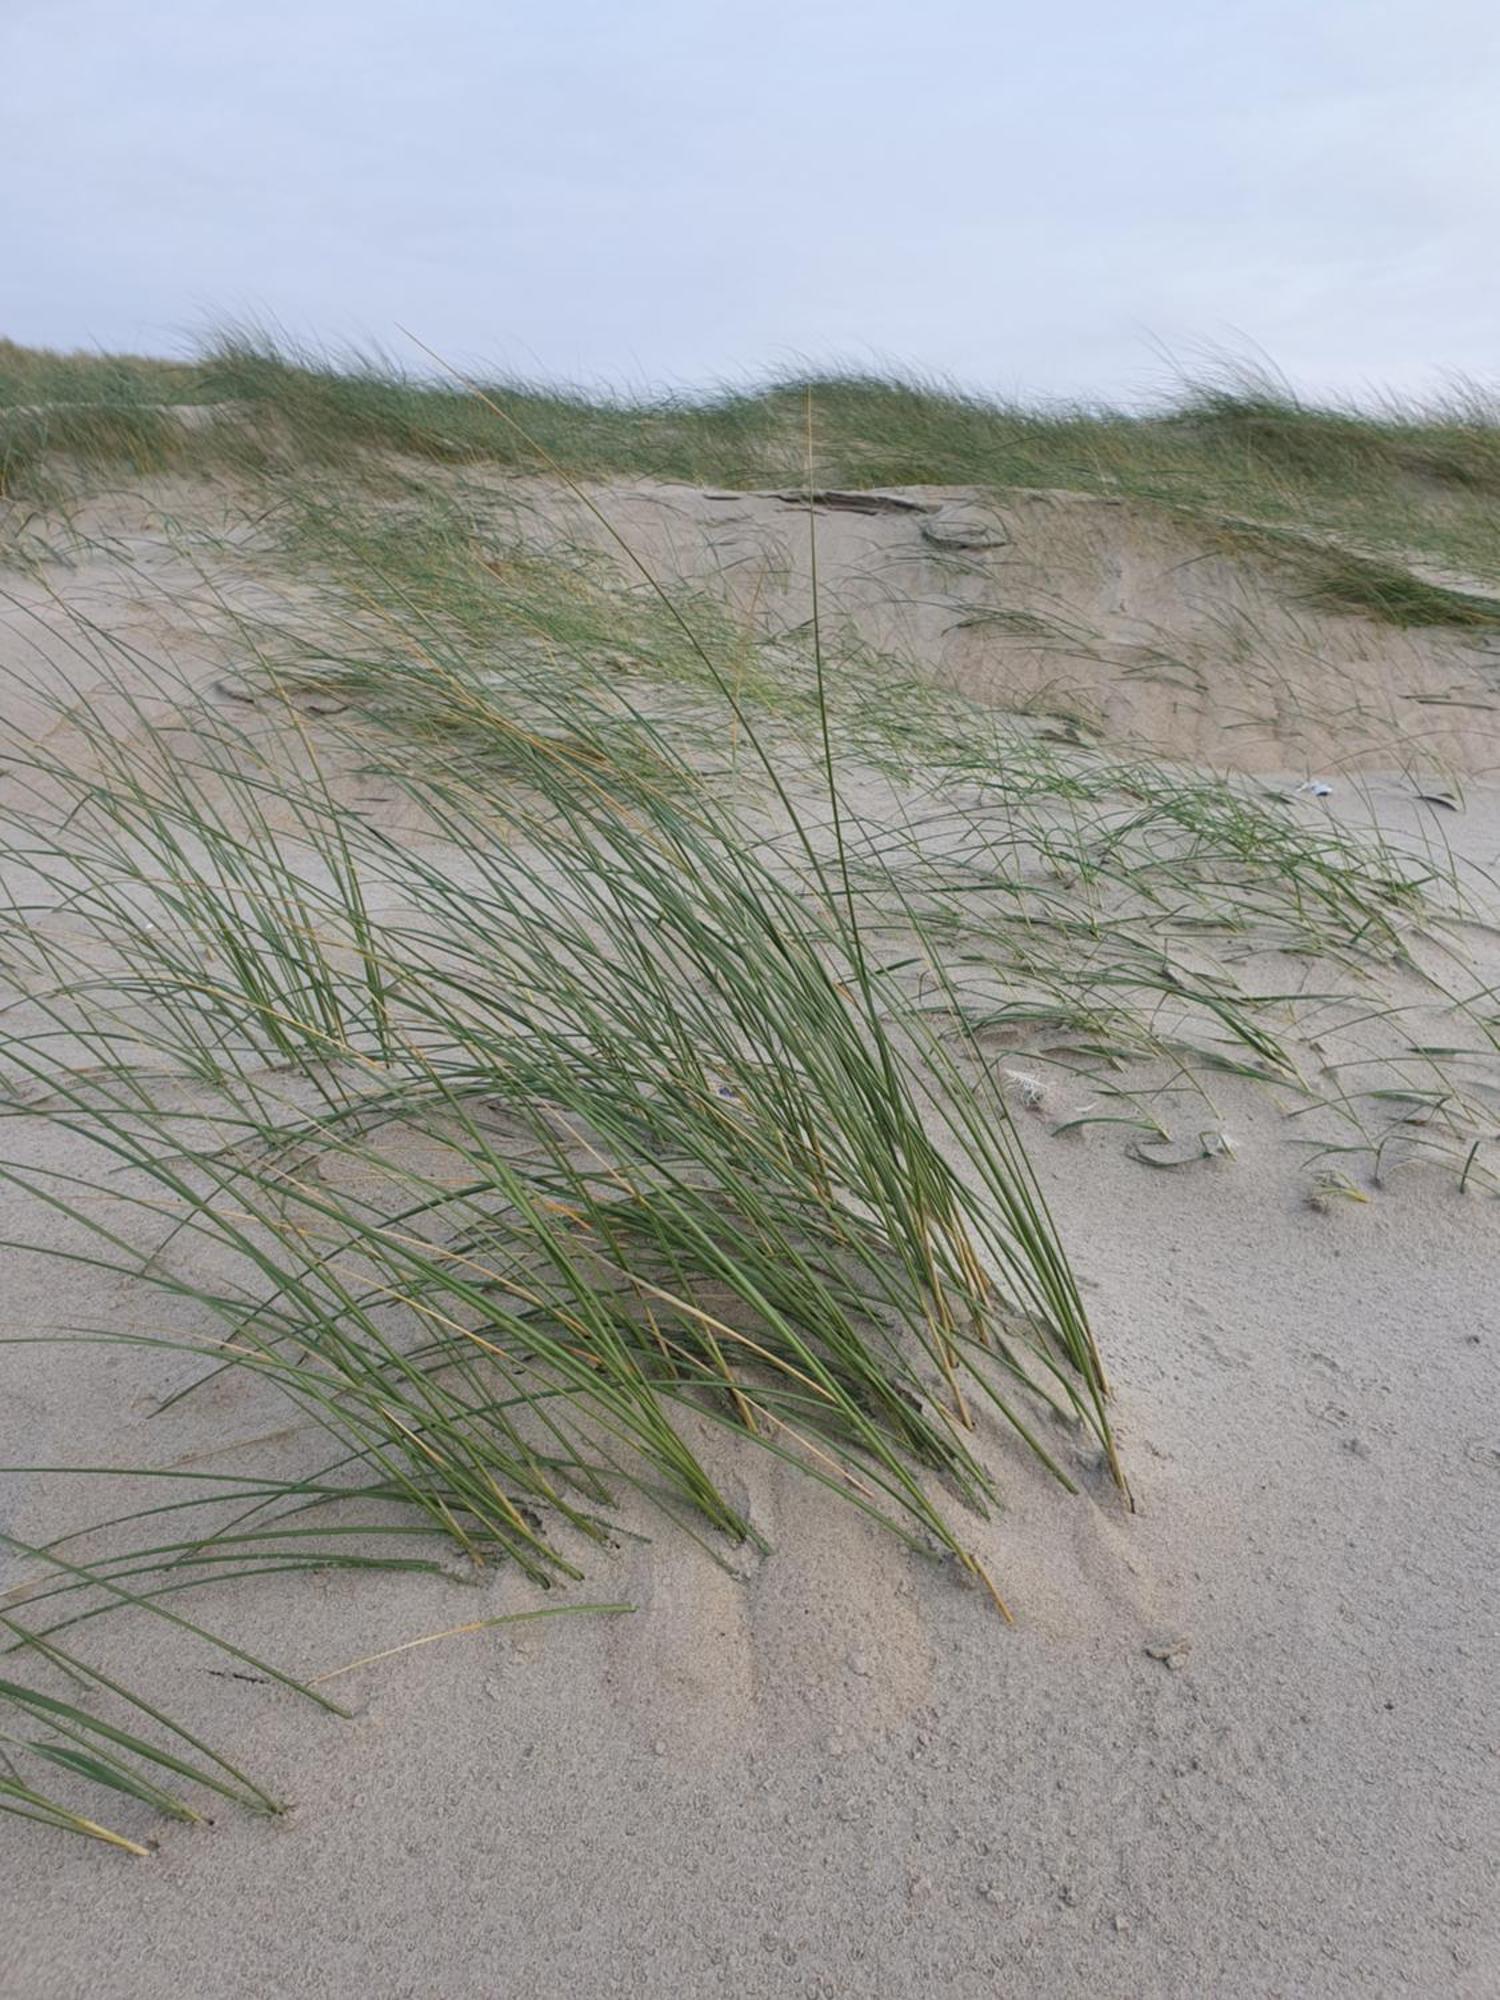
left=4, top=331, right=1500, bottom=611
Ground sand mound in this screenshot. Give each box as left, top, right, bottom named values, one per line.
left=514, top=476, right=1500, bottom=777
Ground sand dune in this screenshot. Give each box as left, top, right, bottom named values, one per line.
left=2, top=471, right=1497, bottom=1999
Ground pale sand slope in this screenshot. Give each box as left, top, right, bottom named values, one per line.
left=506, top=477, right=1500, bottom=779
left=1, top=482, right=1498, bottom=1999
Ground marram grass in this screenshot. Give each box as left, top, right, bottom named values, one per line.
left=5, top=330, right=1500, bottom=599
left=0, top=482, right=1119, bottom=1848
left=2, top=365, right=1494, bottom=1855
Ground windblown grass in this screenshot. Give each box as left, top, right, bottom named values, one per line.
left=3, top=361, right=1498, bottom=1856
left=0, top=624, right=1117, bottom=1543
left=1, top=1515, right=625, bottom=1852
left=0, top=339, right=207, bottom=409
left=254, top=472, right=1488, bottom=1149
left=1297, top=547, right=1500, bottom=629
left=4, top=333, right=1500, bottom=602
left=0, top=402, right=192, bottom=501
left=0, top=459, right=1124, bottom=1846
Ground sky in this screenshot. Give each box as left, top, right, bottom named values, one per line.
left=7, top=0, right=1499, bottom=405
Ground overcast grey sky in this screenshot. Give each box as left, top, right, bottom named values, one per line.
left=7, top=0, right=1498, bottom=402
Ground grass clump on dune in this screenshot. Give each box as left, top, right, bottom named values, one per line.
left=1297, top=547, right=1500, bottom=629
left=0, top=620, right=1117, bottom=1559
left=0, top=402, right=193, bottom=501
left=0, top=462, right=1127, bottom=1847
left=260, top=473, right=1469, bottom=1135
